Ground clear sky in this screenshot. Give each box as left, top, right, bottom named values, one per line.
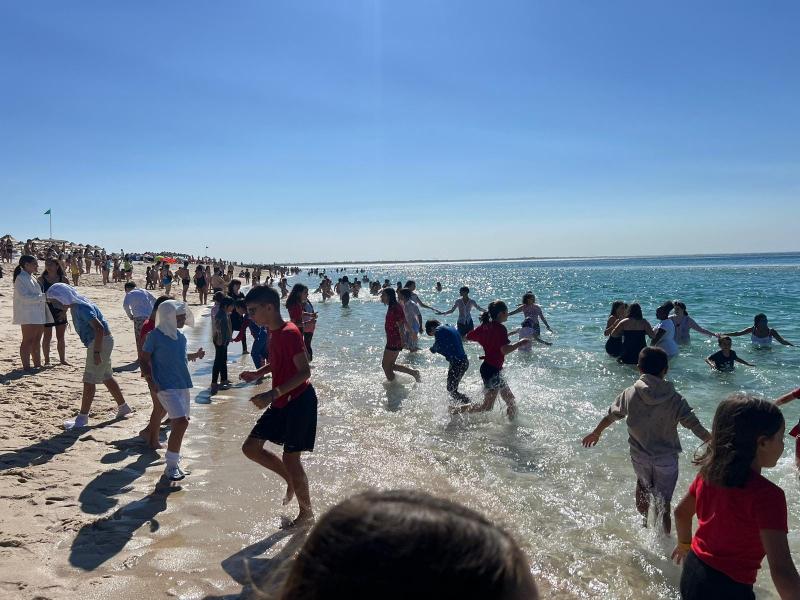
left=1, top=1, right=798, bottom=263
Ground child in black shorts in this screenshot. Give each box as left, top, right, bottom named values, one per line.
left=240, top=285, right=317, bottom=527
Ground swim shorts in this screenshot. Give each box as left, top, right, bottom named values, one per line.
left=248, top=385, right=318, bottom=453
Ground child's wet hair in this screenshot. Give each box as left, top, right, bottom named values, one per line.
left=754, top=313, right=768, bottom=326
left=425, top=319, right=441, bottom=335
left=480, top=300, right=508, bottom=325
left=626, top=303, right=643, bottom=320
left=718, top=335, right=732, bottom=346
left=637, top=347, right=668, bottom=376
left=398, top=288, right=412, bottom=301
left=695, top=393, right=784, bottom=488
left=279, top=489, right=537, bottom=600
left=522, top=292, right=535, bottom=304
left=459, top=286, right=469, bottom=295
left=610, top=300, right=626, bottom=316
left=212, top=291, right=225, bottom=303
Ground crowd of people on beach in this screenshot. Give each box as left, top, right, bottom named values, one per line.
left=8, top=249, right=800, bottom=598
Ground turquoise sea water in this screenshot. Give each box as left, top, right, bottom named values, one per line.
left=292, top=253, right=800, bottom=598
left=174, top=253, right=800, bottom=598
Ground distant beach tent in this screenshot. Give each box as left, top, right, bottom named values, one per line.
left=155, top=255, right=178, bottom=264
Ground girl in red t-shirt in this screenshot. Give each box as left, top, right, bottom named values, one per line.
left=380, top=288, right=420, bottom=383
left=459, top=301, right=530, bottom=419
left=672, top=395, right=800, bottom=599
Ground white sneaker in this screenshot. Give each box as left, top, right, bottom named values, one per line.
left=165, top=464, right=186, bottom=481
left=115, top=404, right=132, bottom=419
left=64, top=414, right=89, bottom=430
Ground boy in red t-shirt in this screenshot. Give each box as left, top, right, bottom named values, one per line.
left=240, top=285, right=317, bottom=527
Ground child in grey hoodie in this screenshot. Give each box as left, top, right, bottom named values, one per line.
left=582, top=347, right=710, bottom=534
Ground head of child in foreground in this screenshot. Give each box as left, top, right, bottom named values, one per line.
left=220, top=297, right=235, bottom=314
left=244, top=285, right=281, bottom=326
left=695, top=394, right=784, bottom=487
left=460, top=286, right=470, bottom=298
left=279, top=489, right=538, bottom=600
left=398, top=288, right=412, bottom=303
left=480, top=301, right=508, bottom=325
left=425, top=319, right=441, bottom=336
left=637, top=347, right=668, bottom=378
left=718, top=335, right=733, bottom=350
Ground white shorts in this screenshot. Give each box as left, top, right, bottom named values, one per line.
left=157, top=389, right=191, bottom=419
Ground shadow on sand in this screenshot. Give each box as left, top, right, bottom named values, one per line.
left=78, top=440, right=161, bottom=515
left=203, top=527, right=309, bottom=599
left=0, top=417, right=119, bottom=472
left=70, top=479, right=181, bottom=571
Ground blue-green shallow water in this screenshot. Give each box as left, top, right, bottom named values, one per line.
left=294, top=253, right=799, bottom=598
left=155, top=253, right=798, bottom=599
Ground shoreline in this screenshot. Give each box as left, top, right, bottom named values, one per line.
left=292, top=250, right=800, bottom=267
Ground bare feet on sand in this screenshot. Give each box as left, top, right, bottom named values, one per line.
left=280, top=508, right=314, bottom=529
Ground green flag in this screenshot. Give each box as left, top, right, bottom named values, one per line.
left=44, top=209, right=51, bottom=215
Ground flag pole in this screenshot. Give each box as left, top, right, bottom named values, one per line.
left=49, top=211, right=52, bottom=240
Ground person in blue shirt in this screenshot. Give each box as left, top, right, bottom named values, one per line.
left=141, top=300, right=205, bottom=481
left=425, top=319, right=471, bottom=405
left=45, top=283, right=130, bottom=430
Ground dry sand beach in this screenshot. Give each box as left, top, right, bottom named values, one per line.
left=0, top=263, right=308, bottom=599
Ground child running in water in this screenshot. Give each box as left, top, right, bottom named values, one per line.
left=672, top=395, right=800, bottom=598
left=582, top=347, right=710, bottom=533
left=425, top=319, right=471, bottom=404
left=239, top=285, right=318, bottom=527
left=705, top=336, right=754, bottom=371
left=508, top=292, right=552, bottom=346
left=457, top=301, right=529, bottom=419
left=140, top=300, right=205, bottom=480
left=380, top=288, right=421, bottom=382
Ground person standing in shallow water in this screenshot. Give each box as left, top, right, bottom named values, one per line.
left=609, top=303, right=655, bottom=365
left=239, top=285, right=318, bottom=528
left=670, top=301, right=717, bottom=344
left=604, top=301, right=627, bottom=358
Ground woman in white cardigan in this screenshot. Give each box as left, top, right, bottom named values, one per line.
left=13, top=255, right=52, bottom=370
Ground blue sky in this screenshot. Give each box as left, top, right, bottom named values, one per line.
left=1, top=1, right=798, bottom=262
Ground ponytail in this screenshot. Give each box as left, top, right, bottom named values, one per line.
left=13, top=255, right=36, bottom=283
left=480, top=300, right=508, bottom=325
